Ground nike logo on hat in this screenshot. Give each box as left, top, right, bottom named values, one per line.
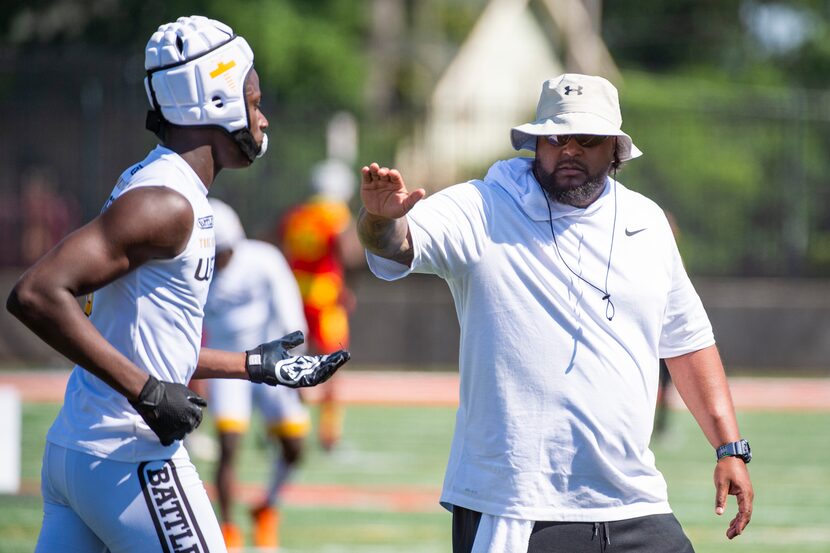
left=625, top=227, right=647, bottom=236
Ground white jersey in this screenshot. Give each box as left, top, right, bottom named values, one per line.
left=368, top=157, right=714, bottom=522
left=47, top=145, right=215, bottom=463
left=203, top=240, right=309, bottom=434
left=203, top=239, right=307, bottom=351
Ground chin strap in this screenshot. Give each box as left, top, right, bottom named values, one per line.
left=146, top=110, right=164, bottom=139
left=233, top=128, right=268, bottom=162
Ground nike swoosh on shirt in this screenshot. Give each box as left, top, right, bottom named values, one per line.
left=625, top=227, right=647, bottom=236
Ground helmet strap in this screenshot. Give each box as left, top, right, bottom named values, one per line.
left=232, top=128, right=263, bottom=162
left=145, top=109, right=165, bottom=140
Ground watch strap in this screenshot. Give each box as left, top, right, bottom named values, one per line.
left=716, top=439, right=751, bottom=463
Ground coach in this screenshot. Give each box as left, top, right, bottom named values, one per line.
left=357, top=74, right=753, bottom=553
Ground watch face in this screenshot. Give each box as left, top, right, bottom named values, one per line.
left=735, top=440, right=751, bottom=463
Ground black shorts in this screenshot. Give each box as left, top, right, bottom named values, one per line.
left=452, top=506, right=695, bottom=553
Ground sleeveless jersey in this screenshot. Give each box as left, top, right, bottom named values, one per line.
left=46, top=146, right=215, bottom=462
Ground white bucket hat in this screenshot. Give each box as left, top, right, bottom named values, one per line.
left=510, top=74, right=642, bottom=162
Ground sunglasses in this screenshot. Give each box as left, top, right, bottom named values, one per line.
left=545, top=134, right=610, bottom=148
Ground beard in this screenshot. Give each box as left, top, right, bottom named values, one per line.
left=533, top=158, right=610, bottom=207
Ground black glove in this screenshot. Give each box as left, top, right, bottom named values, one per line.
left=129, top=375, right=207, bottom=446
left=246, top=330, right=351, bottom=388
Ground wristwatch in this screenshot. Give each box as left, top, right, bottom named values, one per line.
left=716, top=439, right=751, bottom=464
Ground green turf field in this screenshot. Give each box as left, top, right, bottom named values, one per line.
left=1, top=402, right=828, bottom=553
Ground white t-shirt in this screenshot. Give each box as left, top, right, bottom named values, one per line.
left=47, top=146, right=215, bottom=462
left=367, top=157, right=714, bottom=522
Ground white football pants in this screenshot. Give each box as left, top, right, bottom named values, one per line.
left=36, top=442, right=226, bottom=553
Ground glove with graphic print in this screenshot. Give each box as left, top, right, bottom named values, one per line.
left=246, top=330, right=350, bottom=387
left=129, top=375, right=207, bottom=446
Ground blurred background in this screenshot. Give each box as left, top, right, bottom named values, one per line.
left=2, top=0, right=830, bottom=370
left=0, top=1, right=828, bottom=551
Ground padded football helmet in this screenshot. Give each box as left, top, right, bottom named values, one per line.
left=144, top=16, right=267, bottom=161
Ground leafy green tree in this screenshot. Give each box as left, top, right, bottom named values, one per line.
left=602, top=2, right=830, bottom=275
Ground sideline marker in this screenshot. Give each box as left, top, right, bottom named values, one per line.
left=0, top=386, right=21, bottom=494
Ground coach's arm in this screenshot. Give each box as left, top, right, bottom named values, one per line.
left=357, top=162, right=425, bottom=266
left=666, top=344, right=754, bottom=539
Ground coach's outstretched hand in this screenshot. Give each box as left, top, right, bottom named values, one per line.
left=360, top=162, right=426, bottom=219
left=130, top=375, right=207, bottom=446
left=246, top=330, right=350, bottom=388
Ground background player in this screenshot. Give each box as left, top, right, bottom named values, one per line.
left=279, top=158, right=364, bottom=450
left=6, top=16, right=347, bottom=553
left=203, top=198, right=311, bottom=551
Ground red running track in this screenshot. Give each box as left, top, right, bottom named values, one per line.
left=1, top=369, right=828, bottom=410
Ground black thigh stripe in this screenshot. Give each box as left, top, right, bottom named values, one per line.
left=167, top=460, right=210, bottom=551
left=138, top=461, right=171, bottom=553
left=138, top=460, right=209, bottom=553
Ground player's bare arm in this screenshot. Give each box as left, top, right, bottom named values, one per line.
left=666, top=344, right=754, bottom=539
left=194, top=348, right=248, bottom=379
left=6, top=186, right=193, bottom=401
left=357, top=162, right=426, bottom=266
left=196, top=332, right=349, bottom=388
